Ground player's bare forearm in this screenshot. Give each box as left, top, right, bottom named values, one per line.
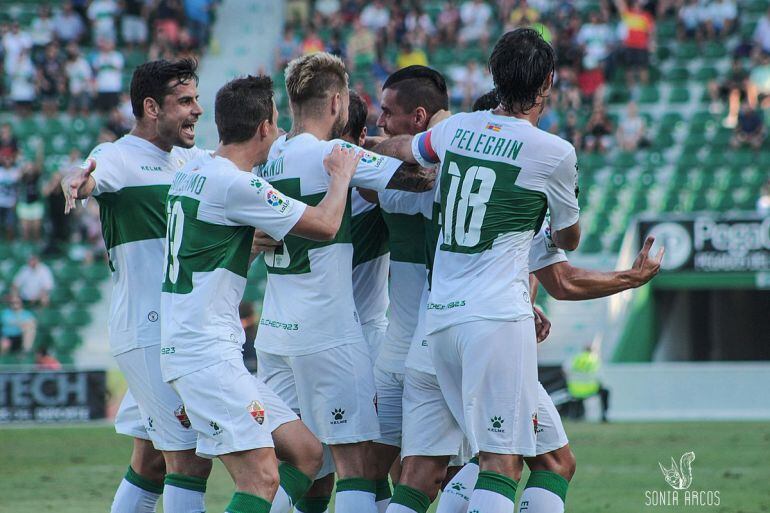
left=386, top=164, right=435, bottom=191
left=292, top=175, right=348, bottom=241
left=535, top=262, right=644, bottom=301
left=372, top=135, right=417, bottom=164
left=552, top=222, right=581, bottom=251
left=529, top=274, right=540, bottom=303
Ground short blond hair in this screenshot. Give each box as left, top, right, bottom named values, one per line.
left=285, top=52, right=348, bottom=106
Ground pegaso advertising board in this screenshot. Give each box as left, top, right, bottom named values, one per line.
left=639, top=215, right=770, bottom=272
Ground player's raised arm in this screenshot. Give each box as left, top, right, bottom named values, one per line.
left=535, top=235, right=664, bottom=300
left=289, top=144, right=362, bottom=240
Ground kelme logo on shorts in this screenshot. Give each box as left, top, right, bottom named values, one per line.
left=331, top=408, right=347, bottom=425
left=146, top=417, right=155, bottom=430
left=209, top=420, right=222, bottom=435
left=174, top=405, right=191, bottom=429
left=248, top=400, right=265, bottom=425
left=489, top=416, right=505, bottom=433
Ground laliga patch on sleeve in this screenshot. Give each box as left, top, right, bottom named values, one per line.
left=544, top=224, right=558, bottom=253
left=264, top=188, right=292, bottom=214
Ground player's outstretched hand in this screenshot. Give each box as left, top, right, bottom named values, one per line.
left=62, top=158, right=96, bottom=214
left=252, top=230, right=283, bottom=254
left=428, top=109, right=451, bottom=129
left=632, top=235, right=665, bottom=285
left=324, top=144, right=362, bottom=183
left=533, top=305, right=551, bottom=343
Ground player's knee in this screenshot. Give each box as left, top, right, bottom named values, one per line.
left=479, top=453, right=523, bottom=481
left=133, top=453, right=166, bottom=483
left=558, top=449, right=577, bottom=481
left=166, top=452, right=212, bottom=479
left=303, top=438, right=324, bottom=477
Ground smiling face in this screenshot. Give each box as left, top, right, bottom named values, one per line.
left=156, top=79, right=202, bottom=149
left=377, top=88, right=419, bottom=136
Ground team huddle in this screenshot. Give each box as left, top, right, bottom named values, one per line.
left=62, top=27, right=663, bottom=513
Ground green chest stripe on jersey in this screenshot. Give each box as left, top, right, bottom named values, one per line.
left=352, top=205, right=389, bottom=267
left=263, top=177, right=352, bottom=275
left=161, top=195, right=253, bottom=295
left=383, top=212, right=426, bottom=265
left=96, top=185, right=169, bottom=250
left=439, top=151, right=546, bottom=255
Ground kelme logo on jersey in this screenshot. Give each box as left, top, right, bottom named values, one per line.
left=339, top=142, right=386, bottom=167
left=247, top=400, right=265, bottom=425
left=448, top=482, right=470, bottom=501
left=265, top=189, right=291, bottom=214
left=249, top=178, right=264, bottom=191
left=174, top=405, right=191, bottom=429
left=489, top=416, right=505, bottom=433
left=330, top=408, right=347, bottom=425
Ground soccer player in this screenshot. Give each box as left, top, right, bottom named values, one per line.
left=376, top=28, right=581, bottom=513
left=62, top=58, right=215, bottom=513
left=252, top=52, right=433, bottom=513
left=159, top=75, right=362, bottom=513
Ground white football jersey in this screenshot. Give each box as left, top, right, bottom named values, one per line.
left=351, top=190, right=390, bottom=327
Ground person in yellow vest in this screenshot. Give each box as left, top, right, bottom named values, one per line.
left=567, top=345, right=610, bottom=422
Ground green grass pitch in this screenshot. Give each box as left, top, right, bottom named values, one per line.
left=1, top=421, right=768, bottom=512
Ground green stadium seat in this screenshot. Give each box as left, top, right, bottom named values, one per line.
left=703, top=42, right=727, bottom=59
left=638, top=85, right=660, bottom=104
left=668, top=67, right=689, bottom=84
left=63, top=309, right=92, bottom=329
left=675, top=42, right=699, bottom=60
left=36, top=308, right=64, bottom=329
left=669, top=88, right=690, bottom=103
left=73, top=285, right=102, bottom=305
left=694, top=67, right=718, bottom=81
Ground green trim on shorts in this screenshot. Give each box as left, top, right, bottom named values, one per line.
left=474, top=470, right=518, bottom=502
left=335, top=477, right=376, bottom=494
left=164, top=473, right=207, bottom=493
left=375, top=478, right=392, bottom=501
left=124, top=465, right=164, bottom=494
left=390, top=484, right=431, bottom=513
left=278, top=462, right=313, bottom=503
left=294, top=496, right=331, bottom=513
left=524, top=470, right=569, bottom=502
left=225, top=491, right=271, bottom=513
left=469, top=456, right=479, bottom=465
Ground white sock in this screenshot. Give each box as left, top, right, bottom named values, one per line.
left=270, top=486, right=292, bottom=513
left=386, top=484, right=432, bottom=513
left=518, top=471, right=568, bottom=513
left=377, top=498, right=391, bottom=513
left=163, top=474, right=206, bottom=513
left=386, top=503, right=420, bottom=513
left=335, top=478, right=377, bottom=513
left=110, top=478, right=161, bottom=513
left=436, top=460, right=479, bottom=513
left=466, top=471, right=517, bottom=513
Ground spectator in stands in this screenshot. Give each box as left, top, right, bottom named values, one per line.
left=315, top=0, right=341, bottom=22
left=459, top=0, right=492, bottom=47
left=326, top=29, right=346, bottom=59
left=1, top=294, right=36, bottom=355
left=747, top=54, right=770, bottom=110
left=35, top=346, right=62, bottom=370
left=8, top=48, right=37, bottom=113
left=584, top=104, right=614, bottom=153
left=53, top=1, right=86, bottom=44
left=92, top=38, right=124, bottom=113
left=0, top=124, right=18, bottom=159
left=301, top=25, right=325, bottom=55
left=705, top=0, right=737, bottom=39
left=450, top=60, right=492, bottom=110
left=677, top=0, right=701, bottom=40
left=184, top=0, right=213, bottom=47
left=121, top=0, right=149, bottom=49
left=65, top=43, right=93, bottom=115
left=436, top=0, right=461, bottom=44
left=616, top=0, right=655, bottom=86
left=396, top=40, right=428, bottom=70
left=757, top=180, right=770, bottom=215
left=560, top=110, right=583, bottom=148
left=753, top=7, right=770, bottom=57
left=276, top=26, right=301, bottom=70
left=346, top=17, right=377, bottom=71
left=12, top=255, right=54, bottom=307
left=708, top=58, right=749, bottom=127
left=360, top=0, right=391, bottom=32
left=616, top=101, right=648, bottom=151
left=37, top=43, right=66, bottom=115
left=31, top=5, right=56, bottom=50
left=2, top=22, right=32, bottom=77
left=404, top=7, right=436, bottom=50
left=88, top=0, right=119, bottom=43
left=42, top=167, right=70, bottom=256
left=508, top=0, right=541, bottom=29
left=0, top=150, right=20, bottom=239
left=538, top=105, right=559, bottom=134
left=731, top=104, right=766, bottom=150
left=17, top=160, right=43, bottom=242
left=577, top=11, right=613, bottom=102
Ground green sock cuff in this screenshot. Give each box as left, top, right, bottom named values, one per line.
left=125, top=466, right=164, bottom=495
left=336, top=477, right=376, bottom=494
left=295, top=496, right=331, bottom=513
left=278, top=462, right=313, bottom=503
left=164, top=473, right=207, bottom=493
left=525, top=470, right=569, bottom=502
left=226, top=491, right=271, bottom=513
left=375, top=479, right=392, bottom=501
left=474, top=470, right=518, bottom=503
left=390, top=484, right=431, bottom=513
left=469, top=456, right=479, bottom=465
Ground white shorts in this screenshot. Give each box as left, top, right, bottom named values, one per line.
left=256, top=341, right=380, bottom=445
left=430, top=319, right=539, bottom=457
left=401, top=368, right=464, bottom=459
left=114, top=346, right=197, bottom=451
left=362, top=319, right=388, bottom=361
left=114, top=389, right=150, bottom=441
left=535, top=382, right=569, bottom=455
left=374, top=365, right=404, bottom=447
left=171, top=359, right=297, bottom=459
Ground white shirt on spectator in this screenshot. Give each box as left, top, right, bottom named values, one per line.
left=678, top=3, right=700, bottom=29
left=53, top=11, right=86, bottom=42
left=577, top=22, right=614, bottom=69
left=708, top=0, right=736, bottom=26
left=315, top=0, right=340, bottom=16
left=360, top=4, right=390, bottom=31
left=459, top=0, right=492, bottom=42
left=67, top=56, right=94, bottom=95
left=13, top=263, right=54, bottom=303
left=31, top=16, right=56, bottom=46
left=88, top=0, right=119, bottom=41
left=93, top=50, right=125, bottom=93
left=2, top=30, right=33, bottom=75
left=9, top=54, right=37, bottom=102
left=0, top=166, right=21, bottom=208
left=755, top=15, right=770, bottom=52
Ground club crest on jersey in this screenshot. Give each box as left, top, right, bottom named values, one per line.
left=265, top=189, right=291, bottom=213
left=174, top=405, right=191, bottom=428
left=247, top=400, right=265, bottom=425
left=532, top=412, right=542, bottom=434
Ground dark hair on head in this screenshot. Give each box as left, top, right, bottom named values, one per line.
left=215, top=75, right=275, bottom=145
left=130, top=58, right=199, bottom=118
left=343, top=90, right=368, bottom=142
left=382, top=65, right=448, bottom=115
left=472, top=89, right=499, bottom=112
left=488, top=28, right=555, bottom=114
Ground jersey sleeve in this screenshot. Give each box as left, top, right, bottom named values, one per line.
left=411, top=117, right=453, bottom=168
left=379, top=189, right=434, bottom=216
left=529, top=224, right=567, bottom=273
left=324, top=140, right=401, bottom=192
left=223, top=173, right=307, bottom=241
left=545, top=148, right=580, bottom=231
left=89, top=143, right=125, bottom=196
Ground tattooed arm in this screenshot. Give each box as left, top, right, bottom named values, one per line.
left=372, top=135, right=417, bottom=164
left=385, top=163, right=436, bottom=192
